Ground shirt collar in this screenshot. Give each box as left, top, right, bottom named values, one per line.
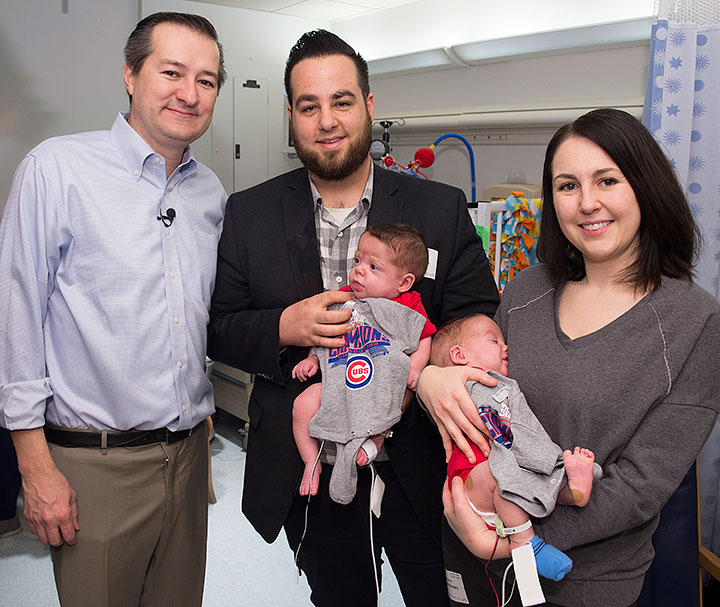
left=309, top=161, right=374, bottom=210
left=110, top=112, right=197, bottom=183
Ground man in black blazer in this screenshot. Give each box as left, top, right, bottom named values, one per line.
left=208, top=30, right=499, bottom=607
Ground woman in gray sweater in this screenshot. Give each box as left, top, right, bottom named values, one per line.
left=419, top=108, right=720, bottom=607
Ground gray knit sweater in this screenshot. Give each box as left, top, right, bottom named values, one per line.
left=494, top=265, right=720, bottom=607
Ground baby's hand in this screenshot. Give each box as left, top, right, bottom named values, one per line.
left=292, top=356, right=319, bottom=381
left=407, top=368, right=420, bottom=391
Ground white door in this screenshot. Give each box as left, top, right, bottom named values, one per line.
left=233, top=77, right=269, bottom=192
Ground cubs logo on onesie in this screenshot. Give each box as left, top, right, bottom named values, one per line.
left=307, top=297, right=427, bottom=504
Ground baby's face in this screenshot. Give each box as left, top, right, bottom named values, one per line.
left=348, top=234, right=411, bottom=299
left=459, top=317, right=508, bottom=375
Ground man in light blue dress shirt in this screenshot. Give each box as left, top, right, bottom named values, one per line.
left=0, top=12, right=226, bottom=606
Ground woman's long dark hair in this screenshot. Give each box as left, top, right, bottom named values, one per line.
left=537, top=108, right=699, bottom=291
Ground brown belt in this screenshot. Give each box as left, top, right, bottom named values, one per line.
left=44, top=420, right=205, bottom=448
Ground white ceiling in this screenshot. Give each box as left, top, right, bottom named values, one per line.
left=190, top=0, right=416, bottom=22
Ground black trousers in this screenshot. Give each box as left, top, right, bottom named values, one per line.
left=284, top=460, right=449, bottom=607
left=0, top=428, right=21, bottom=520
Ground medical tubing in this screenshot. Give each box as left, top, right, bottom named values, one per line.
left=431, top=133, right=477, bottom=202
left=501, top=562, right=516, bottom=606
left=294, top=440, right=325, bottom=577
left=369, top=463, right=381, bottom=605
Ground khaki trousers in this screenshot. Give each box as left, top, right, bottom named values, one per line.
left=49, top=427, right=208, bottom=607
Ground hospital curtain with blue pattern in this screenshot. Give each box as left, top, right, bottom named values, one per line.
left=642, top=0, right=720, bottom=566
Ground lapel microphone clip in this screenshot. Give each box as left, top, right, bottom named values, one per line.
left=157, top=208, right=176, bottom=227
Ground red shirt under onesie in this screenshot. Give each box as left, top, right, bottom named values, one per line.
left=340, top=286, right=436, bottom=340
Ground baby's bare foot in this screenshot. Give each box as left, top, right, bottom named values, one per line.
left=299, top=461, right=322, bottom=496
left=562, top=447, right=595, bottom=507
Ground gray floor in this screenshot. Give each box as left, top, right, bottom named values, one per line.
left=0, top=410, right=405, bottom=606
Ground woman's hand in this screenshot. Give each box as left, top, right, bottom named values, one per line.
left=417, top=365, right=497, bottom=462
left=443, top=476, right=510, bottom=560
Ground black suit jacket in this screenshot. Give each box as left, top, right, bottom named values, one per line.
left=208, top=166, right=499, bottom=543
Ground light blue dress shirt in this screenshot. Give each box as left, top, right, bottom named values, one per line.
left=0, top=113, right=226, bottom=431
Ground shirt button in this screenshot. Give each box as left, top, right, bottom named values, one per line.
left=170, top=272, right=175, bottom=279
left=154, top=157, right=161, bottom=164
left=166, top=228, right=171, bottom=236
left=182, top=405, right=187, bottom=412
left=335, top=276, right=343, bottom=283
left=178, top=361, right=184, bottom=369
left=133, top=170, right=139, bottom=176
left=174, top=316, right=180, bottom=324
left=338, top=231, right=343, bottom=237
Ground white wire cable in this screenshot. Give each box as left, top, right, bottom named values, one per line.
left=368, top=462, right=381, bottom=606
left=501, top=561, right=517, bottom=607
left=293, top=444, right=381, bottom=606
left=293, top=440, right=325, bottom=580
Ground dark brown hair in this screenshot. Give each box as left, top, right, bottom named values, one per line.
left=537, top=108, right=699, bottom=291
left=284, top=29, right=369, bottom=106
left=124, top=12, right=227, bottom=102
left=364, top=223, right=428, bottom=284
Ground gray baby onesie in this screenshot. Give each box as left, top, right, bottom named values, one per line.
left=468, top=372, right=601, bottom=518
left=309, top=297, right=426, bottom=504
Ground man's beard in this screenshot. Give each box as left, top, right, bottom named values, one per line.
left=291, top=113, right=372, bottom=181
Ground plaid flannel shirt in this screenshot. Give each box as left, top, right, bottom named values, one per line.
left=310, top=163, right=374, bottom=291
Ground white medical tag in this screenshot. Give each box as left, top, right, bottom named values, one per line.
left=492, top=386, right=510, bottom=403
left=511, top=543, right=545, bottom=606
left=424, top=248, right=438, bottom=280
left=445, top=570, right=470, bottom=604
left=370, top=472, right=385, bottom=518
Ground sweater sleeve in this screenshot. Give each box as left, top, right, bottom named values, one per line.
left=535, top=311, right=720, bottom=550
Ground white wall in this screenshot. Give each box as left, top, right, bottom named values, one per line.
left=142, top=0, right=329, bottom=192
left=368, top=43, right=650, bottom=200
left=0, top=0, right=653, bottom=211
left=333, top=0, right=654, bottom=60
left=370, top=44, right=649, bottom=118
left=383, top=135, right=548, bottom=202
left=0, top=0, right=326, bottom=213
left=0, top=0, right=139, bottom=217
